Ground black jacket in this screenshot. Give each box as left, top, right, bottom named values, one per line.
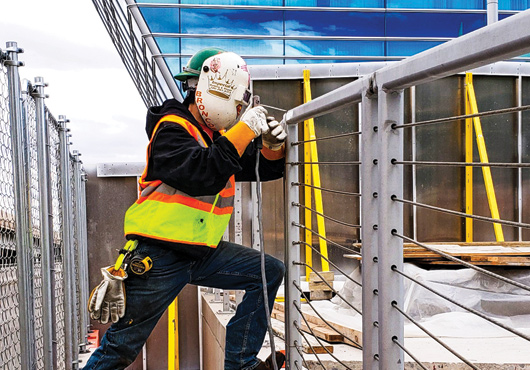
left=143, top=98, right=285, bottom=197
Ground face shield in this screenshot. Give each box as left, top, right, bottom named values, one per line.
left=194, top=52, right=252, bottom=131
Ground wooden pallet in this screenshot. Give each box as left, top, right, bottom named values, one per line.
left=347, top=242, right=530, bottom=266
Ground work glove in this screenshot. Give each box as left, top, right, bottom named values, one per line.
left=88, top=266, right=127, bottom=324
left=240, top=106, right=269, bottom=138
left=262, top=117, right=287, bottom=150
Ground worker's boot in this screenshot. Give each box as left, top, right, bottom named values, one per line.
left=255, top=351, right=285, bottom=370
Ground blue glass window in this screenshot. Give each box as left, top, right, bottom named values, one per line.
left=286, top=11, right=385, bottom=36
left=285, top=40, right=384, bottom=57
left=498, top=0, right=530, bottom=10
left=139, top=8, right=180, bottom=33
left=181, top=9, right=283, bottom=35
left=154, top=37, right=180, bottom=54
left=181, top=38, right=283, bottom=56
left=387, top=0, right=483, bottom=9
left=386, top=12, right=485, bottom=37
left=165, top=58, right=182, bottom=79
left=285, top=0, right=384, bottom=6
left=386, top=41, right=444, bottom=56
left=182, top=0, right=283, bottom=4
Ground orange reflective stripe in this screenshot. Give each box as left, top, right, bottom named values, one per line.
left=127, top=231, right=215, bottom=248
left=148, top=192, right=233, bottom=215
left=219, top=176, right=236, bottom=197
left=139, top=115, right=208, bottom=189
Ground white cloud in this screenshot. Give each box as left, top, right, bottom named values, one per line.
left=2, top=0, right=148, bottom=165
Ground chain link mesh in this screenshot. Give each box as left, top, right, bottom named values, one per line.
left=0, top=53, right=21, bottom=370
left=0, top=53, right=87, bottom=368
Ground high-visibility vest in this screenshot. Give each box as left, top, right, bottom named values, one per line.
left=124, top=114, right=235, bottom=248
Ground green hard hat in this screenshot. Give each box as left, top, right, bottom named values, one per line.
left=174, top=47, right=226, bottom=81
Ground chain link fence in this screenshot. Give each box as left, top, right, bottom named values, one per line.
left=0, top=42, right=89, bottom=370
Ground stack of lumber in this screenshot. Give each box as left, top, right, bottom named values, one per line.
left=309, top=271, right=334, bottom=300
left=348, top=242, right=530, bottom=266
left=271, top=301, right=362, bottom=352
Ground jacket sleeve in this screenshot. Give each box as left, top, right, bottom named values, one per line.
left=145, top=124, right=243, bottom=196
left=234, top=139, right=285, bottom=182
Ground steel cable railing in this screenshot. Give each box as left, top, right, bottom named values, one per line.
left=292, top=182, right=361, bottom=197
left=393, top=104, right=530, bottom=129
left=391, top=336, right=428, bottom=370
left=292, top=203, right=361, bottom=229
left=392, top=266, right=530, bottom=343
left=293, top=263, right=362, bottom=316
left=293, top=222, right=360, bottom=255
left=293, top=281, right=362, bottom=347
left=391, top=302, right=479, bottom=370
left=291, top=131, right=362, bottom=146
left=294, top=241, right=362, bottom=287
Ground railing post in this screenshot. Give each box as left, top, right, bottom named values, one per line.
left=361, top=80, right=379, bottom=370
left=73, top=151, right=89, bottom=352
left=59, top=116, right=80, bottom=369
left=284, top=121, right=301, bottom=369
left=377, top=87, right=404, bottom=369
left=5, top=41, right=37, bottom=370
left=33, top=76, right=57, bottom=369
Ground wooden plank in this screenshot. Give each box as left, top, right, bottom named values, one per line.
left=271, top=315, right=334, bottom=354
left=272, top=311, right=343, bottom=343
left=273, top=302, right=362, bottom=347
left=309, top=271, right=335, bottom=282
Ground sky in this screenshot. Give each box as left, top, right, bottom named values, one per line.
left=2, top=0, right=149, bottom=165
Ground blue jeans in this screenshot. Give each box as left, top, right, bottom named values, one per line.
left=83, top=240, right=285, bottom=370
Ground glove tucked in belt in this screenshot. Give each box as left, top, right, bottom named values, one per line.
left=88, top=266, right=127, bottom=324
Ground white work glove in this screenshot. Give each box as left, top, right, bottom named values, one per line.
left=240, top=106, right=269, bottom=138
left=262, top=117, right=287, bottom=150
left=88, top=266, right=127, bottom=324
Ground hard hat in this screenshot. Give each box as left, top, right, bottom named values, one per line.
left=174, top=47, right=225, bottom=91
left=194, top=51, right=252, bottom=131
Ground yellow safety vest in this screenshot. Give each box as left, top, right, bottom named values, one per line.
left=124, top=115, right=235, bottom=248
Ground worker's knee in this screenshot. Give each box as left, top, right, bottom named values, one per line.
left=265, top=255, right=285, bottom=286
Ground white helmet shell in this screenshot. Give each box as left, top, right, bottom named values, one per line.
left=195, top=52, right=251, bottom=131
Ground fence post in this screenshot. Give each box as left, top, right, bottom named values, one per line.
left=5, top=41, right=37, bottom=370
left=284, top=121, right=301, bottom=369
left=361, top=80, right=379, bottom=370
left=73, top=151, right=89, bottom=352
left=59, top=116, right=80, bottom=369
left=33, top=76, right=57, bottom=369
left=377, top=88, right=405, bottom=369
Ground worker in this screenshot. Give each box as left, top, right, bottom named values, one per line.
left=83, top=48, right=287, bottom=370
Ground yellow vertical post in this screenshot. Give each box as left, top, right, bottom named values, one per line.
left=465, top=73, right=504, bottom=241
left=168, top=298, right=179, bottom=369
left=465, top=74, right=473, bottom=242
left=304, top=118, right=313, bottom=280
left=303, top=70, right=330, bottom=271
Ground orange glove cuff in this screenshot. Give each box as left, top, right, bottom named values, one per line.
left=261, top=144, right=285, bottom=161
left=224, top=121, right=256, bottom=156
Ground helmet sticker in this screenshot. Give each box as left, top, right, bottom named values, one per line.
left=207, top=70, right=236, bottom=100
left=210, top=57, right=221, bottom=73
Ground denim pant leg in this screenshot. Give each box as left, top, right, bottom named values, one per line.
left=191, top=241, right=285, bottom=370
left=83, top=242, right=194, bottom=370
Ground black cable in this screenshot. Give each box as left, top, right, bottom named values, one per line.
left=255, top=137, right=278, bottom=370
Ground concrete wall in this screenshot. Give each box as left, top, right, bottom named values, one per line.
left=85, top=164, right=200, bottom=369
